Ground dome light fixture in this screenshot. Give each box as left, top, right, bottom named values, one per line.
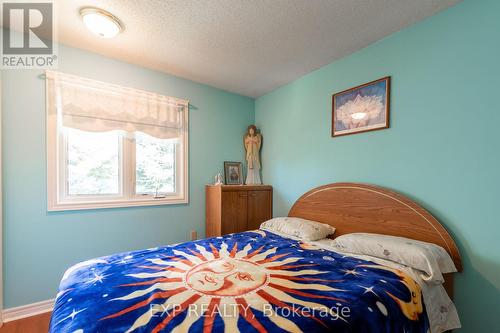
left=80, top=7, right=123, bottom=38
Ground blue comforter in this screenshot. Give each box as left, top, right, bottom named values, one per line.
left=50, top=230, right=429, bottom=332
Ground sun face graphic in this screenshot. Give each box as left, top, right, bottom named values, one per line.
left=185, top=258, right=268, bottom=297
left=102, top=240, right=346, bottom=333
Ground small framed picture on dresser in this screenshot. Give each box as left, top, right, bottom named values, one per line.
left=224, top=161, right=243, bottom=185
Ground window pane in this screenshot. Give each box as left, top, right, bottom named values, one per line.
left=135, top=132, right=176, bottom=195
left=66, top=128, right=121, bottom=195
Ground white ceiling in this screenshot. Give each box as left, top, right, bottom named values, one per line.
left=50, top=0, right=459, bottom=97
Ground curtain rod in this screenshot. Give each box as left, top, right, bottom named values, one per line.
left=63, top=113, right=183, bottom=129
left=42, top=71, right=190, bottom=106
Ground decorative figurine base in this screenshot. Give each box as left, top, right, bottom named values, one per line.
left=245, top=168, right=261, bottom=185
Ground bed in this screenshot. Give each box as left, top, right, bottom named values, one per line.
left=49, top=183, right=462, bottom=333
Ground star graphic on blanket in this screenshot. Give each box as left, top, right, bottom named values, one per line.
left=56, top=308, right=86, bottom=325
left=88, top=273, right=108, bottom=284
left=342, top=268, right=361, bottom=276
left=358, top=285, right=378, bottom=296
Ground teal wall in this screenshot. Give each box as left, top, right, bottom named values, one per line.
left=255, top=0, right=499, bottom=331
left=1, top=45, right=254, bottom=308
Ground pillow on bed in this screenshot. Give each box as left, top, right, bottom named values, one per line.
left=330, top=233, right=457, bottom=283
left=260, top=217, right=335, bottom=241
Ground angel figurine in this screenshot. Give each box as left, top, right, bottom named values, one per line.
left=244, top=125, right=262, bottom=185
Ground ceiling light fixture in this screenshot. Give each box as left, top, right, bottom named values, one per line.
left=80, top=7, right=123, bottom=38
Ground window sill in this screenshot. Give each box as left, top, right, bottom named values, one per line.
left=47, top=196, right=188, bottom=212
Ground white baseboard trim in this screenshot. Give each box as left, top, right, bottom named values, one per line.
left=2, top=299, right=54, bottom=323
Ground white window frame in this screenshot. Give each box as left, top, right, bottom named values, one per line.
left=46, top=85, right=189, bottom=212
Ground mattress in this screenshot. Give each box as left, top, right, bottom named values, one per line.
left=49, top=230, right=430, bottom=332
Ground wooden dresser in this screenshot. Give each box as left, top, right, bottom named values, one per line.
left=206, top=185, right=273, bottom=237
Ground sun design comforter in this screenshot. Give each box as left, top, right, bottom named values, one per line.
left=49, top=230, right=430, bottom=332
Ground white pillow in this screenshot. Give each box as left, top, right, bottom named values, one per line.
left=330, top=233, right=457, bottom=283
left=260, top=217, right=335, bottom=241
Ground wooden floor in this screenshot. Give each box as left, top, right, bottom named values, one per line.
left=0, top=312, right=51, bottom=333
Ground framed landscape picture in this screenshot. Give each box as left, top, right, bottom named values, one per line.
left=332, top=76, right=390, bottom=137
left=224, top=161, right=243, bottom=185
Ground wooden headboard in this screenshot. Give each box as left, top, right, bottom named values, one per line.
left=288, top=183, right=462, bottom=272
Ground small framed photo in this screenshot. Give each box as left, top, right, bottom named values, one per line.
left=332, top=76, right=390, bottom=137
left=224, top=162, right=243, bottom=185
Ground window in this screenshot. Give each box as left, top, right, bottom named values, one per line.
left=46, top=71, right=188, bottom=211
left=135, top=132, right=176, bottom=195
left=66, top=128, right=121, bottom=196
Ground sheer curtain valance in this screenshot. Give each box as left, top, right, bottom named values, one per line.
left=46, top=70, right=189, bottom=139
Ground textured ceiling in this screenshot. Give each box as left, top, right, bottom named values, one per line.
left=51, top=1, right=458, bottom=97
